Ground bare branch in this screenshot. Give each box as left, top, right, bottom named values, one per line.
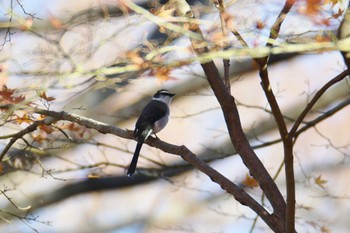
left=2, top=0, right=15, bottom=47
left=266, top=0, right=295, bottom=48
left=0, top=104, right=283, bottom=229
left=0, top=117, right=56, bottom=161
left=254, top=1, right=297, bottom=231
left=184, top=6, right=286, bottom=230
left=290, top=69, right=350, bottom=138
left=150, top=141, right=282, bottom=230
left=295, top=95, right=350, bottom=140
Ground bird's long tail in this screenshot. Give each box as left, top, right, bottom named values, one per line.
left=127, top=141, right=143, bottom=176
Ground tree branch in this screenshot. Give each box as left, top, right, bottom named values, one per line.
left=184, top=2, right=288, bottom=230
left=187, top=21, right=286, bottom=232
left=148, top=141, right=283, bottom=232
left=200, top=62, right=286, bottom=228
left=0, top=117, right=55, bottom=161
left=255, top=1, right=296, bottom=231
left=289, top=69, right=350, bottom=137
left=0, top=105, right=282, bottom=231
left=294, top=95, right=350, bottom=140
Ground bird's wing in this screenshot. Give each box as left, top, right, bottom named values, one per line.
left=134, top=100, right=168, bottom=138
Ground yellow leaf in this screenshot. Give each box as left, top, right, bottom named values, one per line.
left=125, top=51, right=144, bottom=65
left=15, top=113, right=32, bottom=125
left=321, top=226, right=330, bottom=233
left=88, top=173, right=100, bottom=178
left=153, top=5, right=175, bottom=18
left=314, top=175, right=327, bottom=188
left=325, top=0, right=342, bottom=7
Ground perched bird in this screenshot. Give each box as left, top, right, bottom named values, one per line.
left=127, top=89, right=175, bottom=176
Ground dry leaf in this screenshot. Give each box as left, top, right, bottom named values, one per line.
left=242, top=174, right=259, bottom=188
left=314, top=175, right=327, bottom=189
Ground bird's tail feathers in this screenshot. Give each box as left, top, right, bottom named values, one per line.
left=127, top=141, right=143, bottom=176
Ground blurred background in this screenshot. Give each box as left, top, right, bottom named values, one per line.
left=0, top=0, right=350, bottom=232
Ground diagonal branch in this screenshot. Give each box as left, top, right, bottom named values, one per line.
left=289, top=69, right=350, bottom=137
left=153, top=141, right=283, bottom=232
left=266, top=0, right=295, bottom=47
left=186, top=2, right=287, bottom=230
left=200, top=62, right=286, bottom=228
left=0, top=104, right=282, bottom=230
left=0, top=117, right=55, bottom=161
left=185, top=12, right=286, bottom=231
left=294, top=95, right=350, bottom=140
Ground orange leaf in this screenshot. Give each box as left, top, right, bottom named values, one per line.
left=15, top=114, right=32, bottom=125
left=320, top=18, right=331, bottom=26
left=11, top=95, right=25, bottom=103
left=65, top=123, right=81, bottom=131
left=39, top=125, right=53, bottom=134
left=297, top=0, right=324, bottom=16
left=150, top=67, right=176, bottom=81
left=307, top=0, right=322, bottom=15
left=125, top=51, right=144, bottom=65
left=242, top=174, right=259, bottom=188
left=315, top=34, right=331, bottom=42
left=37, top=89, right=55, bottom=102
left=19, top=18, right=33, bottom=31
left=332, top=8, right=343, bottom=19
left=255, top=20, right=266, bottom=30
left=32, top=134, right=46, bottom=143
left=50, top=15, right=63, bottom=29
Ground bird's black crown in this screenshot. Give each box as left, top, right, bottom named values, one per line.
left=154, top=89, right=175, bottom=98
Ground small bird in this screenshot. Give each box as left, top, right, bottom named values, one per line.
left=127, top=89, right=175, bottom=176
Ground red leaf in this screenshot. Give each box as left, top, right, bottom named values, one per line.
left=0, top=85, right=25, bottom=104
left=39, top=125, right=53, bottom=134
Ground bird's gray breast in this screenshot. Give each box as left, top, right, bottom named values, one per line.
left=153, top=112, right=169, bottom=133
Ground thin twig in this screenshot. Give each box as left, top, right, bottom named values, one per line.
left=15, top=0, right=41, bottom=20
left=0, top=190, right=31, bottom=211
left=294, top=95, right=350, bottom=140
